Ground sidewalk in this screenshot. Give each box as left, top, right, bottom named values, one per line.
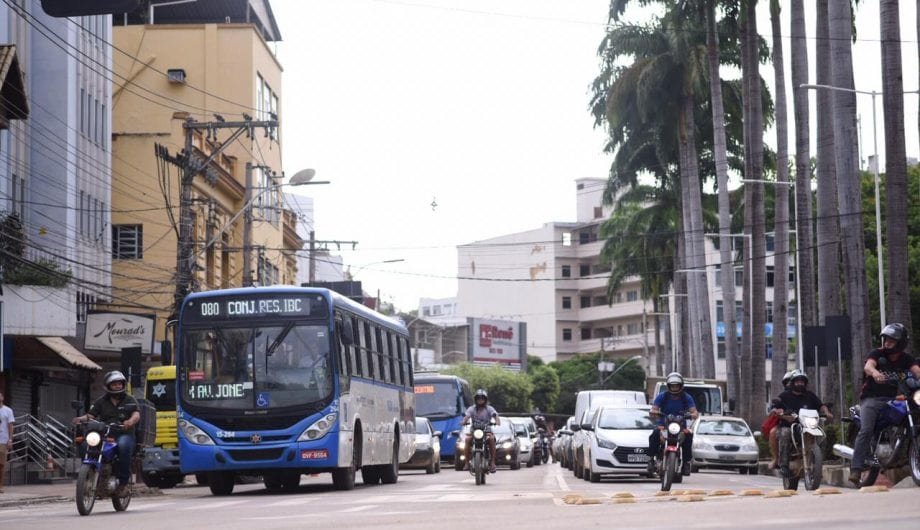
left=0, top=480, right=163, bottom=508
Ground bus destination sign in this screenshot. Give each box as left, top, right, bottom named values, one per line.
left=184, top=295, right=326, bottom=322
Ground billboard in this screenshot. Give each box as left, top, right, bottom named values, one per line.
left=468, top=318, right=524, bottom=366
left=84, top=312, right=156, bottom=354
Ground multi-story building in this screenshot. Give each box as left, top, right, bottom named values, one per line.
left=110, top=1, right=288, bottom=343
left=457, top=178, right=655, bottom=368
left=0, top=5, right=112, bottom=419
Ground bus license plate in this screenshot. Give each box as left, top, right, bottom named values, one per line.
left=301, top=449, right=328, bottom=460
left=627, top=454, right=649, bottom=463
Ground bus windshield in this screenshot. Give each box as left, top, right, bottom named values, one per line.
left=414, top=382, right=463, bottom=419
left=180, top=323, right=333, bottom=411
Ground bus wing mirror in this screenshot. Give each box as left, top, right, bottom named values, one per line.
left=339, top=319, right=355, bottom=345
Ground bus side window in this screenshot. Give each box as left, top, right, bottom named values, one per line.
left=396, top=336, right=409, bottom=387
left=335, top=313, right=352, bottom=377
left=362, top=320, right=375, bottom=380
left=386, top=332, right=399, bottom=386
left=351, top=316, right=362, bottom=377
left=375, top=326, right=389, bottom=383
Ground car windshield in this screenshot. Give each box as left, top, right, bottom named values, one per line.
left=696, top=420, right=751, bottom=436
left=415, top=419, right=431, bottom=435
left=414, top=381, right=462, bottom=418
left=597, top=409, right=656, bottom=430
left=493, top=422, right=514, bottom=438
left=512, top=423, right=527, bottom=437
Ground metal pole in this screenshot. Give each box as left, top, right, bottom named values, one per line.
left=837, top=337, right=845, bottom=441
left=870, top=91, right=885, bottom=328
left=308, top=230, right=316, bottom=284
left=243, top=162, right=253, bottom=287
left=792, top=185, right=804, bottom=370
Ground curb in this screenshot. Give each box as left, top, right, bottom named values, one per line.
left=0, top=496, right=71, bottom=508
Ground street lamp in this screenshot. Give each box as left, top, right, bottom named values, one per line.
left=347, top=259, right=406, bottom=279
left=800, top=83, right=885, bottom=329
left=598, top=353, right=642, bottom=385
left=199, top=167, right=327, bottom=287
left=739, top=180, right=804, bottom=370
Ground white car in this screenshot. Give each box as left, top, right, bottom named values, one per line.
left=401, top=417, right=442, bottom=474
left=690, top=416, right=759, bottom=474
left=511, top=421, right=533, bottom=468
left=580, top=405, right=656, bottom=482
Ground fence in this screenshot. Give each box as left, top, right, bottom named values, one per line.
left=5, top=413, right=77, bottom=485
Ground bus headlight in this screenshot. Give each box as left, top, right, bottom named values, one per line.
left=913, top=390, right=920, bottom=407
left=178, top=419, right=215, bottom=446
left=85, top=432, right=101, bottom=447
left=299, top=413, right=337, bottom=441
left=473, top=429, right=484, bottom=440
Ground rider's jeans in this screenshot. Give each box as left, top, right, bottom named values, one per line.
left=116, top=434, right=136, bottom=485
left=648, top=429, right=693, bottom=463
left=777, top=426, right=796, bottom=468
left=851, top=396, right=889, bottom=471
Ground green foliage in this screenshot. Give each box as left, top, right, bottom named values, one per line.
left=3, top=257, right=73, bottom=287
left=0, top=212, right=72, bottom=287
left=529, top=365, right=560, bottom=413
left=443, top=363, right=533, bottom=413
left=548, top=354, right=647, bottom=415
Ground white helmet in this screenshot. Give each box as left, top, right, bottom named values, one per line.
left=104, top=370, right=127, bottom=396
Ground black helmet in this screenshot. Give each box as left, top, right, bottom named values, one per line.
left=104, top=370, right=127, bottom=396
left=788, top=369, right=808, bottom=386
left=880, top=323, right=909, bottom=352
left=666, top=372, right=684, bottom=394
left=474, top=389, right=488, bottom=402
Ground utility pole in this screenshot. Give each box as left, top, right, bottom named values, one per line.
left=243, top=162, right=253, bottom=286
left=308, top=230, right=316, bottom=284
left=168, top=116, right=278, bottom=316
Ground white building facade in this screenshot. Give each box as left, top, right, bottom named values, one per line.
left=457, top=178, right=655, bottom=368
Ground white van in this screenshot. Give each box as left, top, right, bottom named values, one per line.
left=573, top=390, right=647, bottom=429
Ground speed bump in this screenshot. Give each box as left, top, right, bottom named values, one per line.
left=764, top=490, right=796, bottom=498
left=610, top=497, right=637, bottom=504
left=708, top=490, right=734, bottom=497
left=738, top=489, right=764, bottom=496
left=676, top=495, right=705, bottom=502
left=813, top=487, right=842, bottom=495
left=858, top=485, right=889, bottom=493
left=611, top=492, right=635, bottom=499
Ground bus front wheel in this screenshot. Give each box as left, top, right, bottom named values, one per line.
left=208, top=471, right=234, bottom=496
left=333, top=441, right=358, bottom=491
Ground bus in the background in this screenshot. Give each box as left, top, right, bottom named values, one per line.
left=413, top=374, right=472, bottom=464
left=176, top=286, right=414, bottom=495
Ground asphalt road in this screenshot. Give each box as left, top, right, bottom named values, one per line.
left=1, top=462, right=917, bottom=529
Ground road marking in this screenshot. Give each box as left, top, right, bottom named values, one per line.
left=179, top=499, right=249, bottom=510
left=340, top=504, right=378, bottom=513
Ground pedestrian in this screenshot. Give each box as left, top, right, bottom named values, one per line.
left=0, top=391, right=14, bottom=493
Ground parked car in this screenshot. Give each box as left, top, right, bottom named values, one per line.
left=493, top=418, right=521, bottom=470
left=401, top=417, right=442, bottom=474
left=580, top=405, right=656, bottom=482
left=511, top=421, right=533, bottom=468
left=559, top=416, right=576, bottom=469
left=690, top=415, right=759, bottom=474
left=505, top=416, right=540, bottom=466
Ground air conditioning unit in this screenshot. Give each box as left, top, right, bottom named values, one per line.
left=167, top=68, right=186, bottom=84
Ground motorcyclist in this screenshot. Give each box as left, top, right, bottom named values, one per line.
left=72, top=371, right=140, bottom=496
left=647, top=372, right=699, bottom=476
left=772, top=369, right=833, bottom=477
left=462, top=389, right=499, bottom=473
left=767, top=370, right=796, bottom=470
left=849, top=323, right=920, bottom=486
left=534, top=414, right=551, bottom=462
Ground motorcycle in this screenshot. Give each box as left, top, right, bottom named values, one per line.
left=657, top=414, right=690, bottom=492
left=779, top=409, right=825, bottom=491
left=537, top=428, right=550, bottom=464
left=74, top=420, right=133, bottom=516
left=468, top=420, right=493, bottom=485
left=834, top=373, right=920, bottom=487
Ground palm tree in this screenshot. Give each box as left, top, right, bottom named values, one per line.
left=880, top=0, right=912, bottom=337
left=790, top=0, right=816, bottom=334
left=599, top=184, right=679, bottom=376
left=768, top=0, right=790, bottom=399
left=828, top=0, right=872, bottom=387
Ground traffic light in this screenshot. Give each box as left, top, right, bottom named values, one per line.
left=40, top=0, right=140, bottom=17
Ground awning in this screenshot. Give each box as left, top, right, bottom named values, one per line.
left=36, top=337, right=103, bottom=371
left=0, top=45, right=28, bottom=121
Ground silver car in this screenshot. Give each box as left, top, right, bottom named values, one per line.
left=401, top=417, right=442, bottom=474
left=690, top=416, right=759, bottom=474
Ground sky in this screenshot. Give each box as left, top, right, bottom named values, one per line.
left=271, top=0, right=920, bottom=313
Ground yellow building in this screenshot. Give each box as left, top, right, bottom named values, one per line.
left=109, top=3, right=299, bottom=343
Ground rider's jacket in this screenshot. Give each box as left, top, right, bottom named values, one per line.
left=464, top=404, right=498, bottom=425
left=652, top=391, right=695, bottom=426
left=860, top=349, right=919, bottom=399
left=88, top=394, right=139, bottom=436
left=774, top=389, right=822, bottom=428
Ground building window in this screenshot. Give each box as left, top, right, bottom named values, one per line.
left=562, top=328, right=572, bottom=341
left=580, top=328, right=592, bottom=340
left=594, top=206, right=602, bottom=219
left=562, top=296, right=571, bottom=309
left=579, top=264, right=590, bottom=277
left=579, top=231, right=590, bottom=244
left=580, top=296, right=590, bottom=309
left=626, top=290, right=638, bottom=302
left=561, top=265, right=571, bottom=278
left=112, top=224, right=143, bottom=259
left=766, top=265, right=775, bottom=287
left=562, top=232, right=572, bottom=246
left=627, top=323, right=640, bottom=335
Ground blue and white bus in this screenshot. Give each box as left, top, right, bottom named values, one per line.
left=175, top=286, right=415, bottom=495
left=413, top=374, right=472, bottom=463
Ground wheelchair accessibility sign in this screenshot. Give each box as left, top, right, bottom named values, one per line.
left=257, top=393, right=270, bottom=408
